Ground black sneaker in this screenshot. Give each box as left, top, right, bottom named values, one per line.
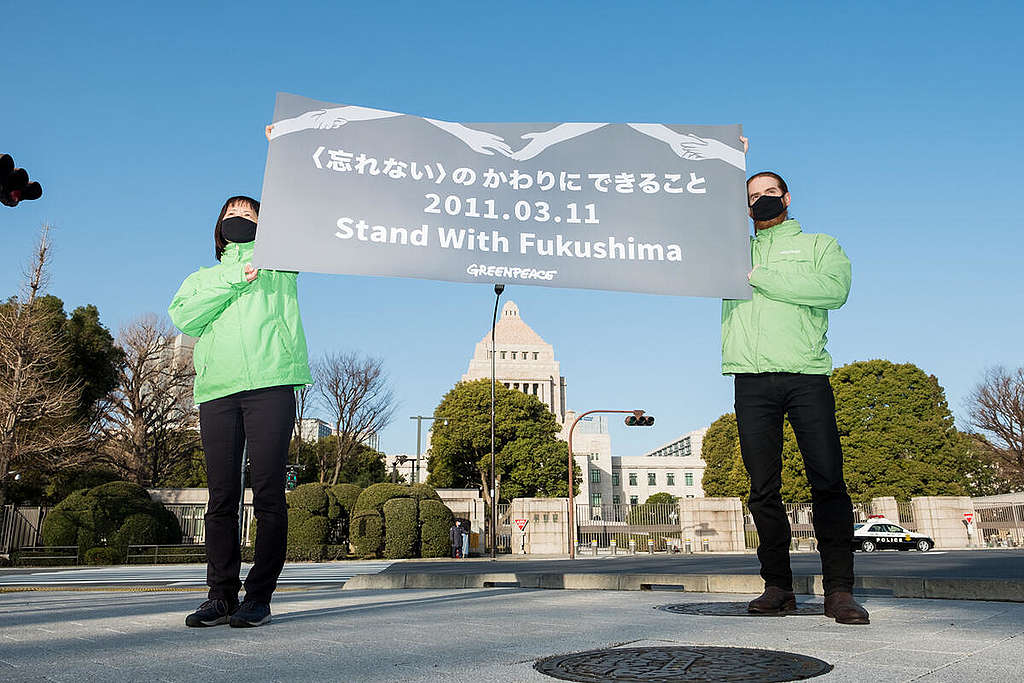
left=185, top=598, right=238, bottom=627
left=229, top=600, right=271, bottom=628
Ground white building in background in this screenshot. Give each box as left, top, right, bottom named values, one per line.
left=612, top=427, right=709, bottom=505
left=298, top=418, right=333, bottom=443
left=384, top=453, right=421, bottom=482
left=451, top=301, right=709, bottom=507
left=462, top=301, right=567, bottom=424
left=171, top=334, right=196, bottom=368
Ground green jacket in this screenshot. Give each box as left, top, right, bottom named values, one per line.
left=721, top=219, right=851, bottom=375
left=168, top=242, right=312, bottom=404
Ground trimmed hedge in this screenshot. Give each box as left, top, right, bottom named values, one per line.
left=383, top=498, right=418, bottom=559
left=329, top=483, right=362, bottom=545
left=288, top=483, right=329, bottom=515
left=281, top=483, right=351, bottom=560
left=409, top=483, right=442, bottom=502
left=331, top=483, right=362, bottom=513
left=350, top=510, right=384, bottom=557
left=354, top=483, right=410, bottom=513
left=40, top=481, right=181, bottom=564
left=419, top=500, right=455, bottom=558
left=287, top=515, right=329, bottom=561
left=84, top=547, right=123, bottom=565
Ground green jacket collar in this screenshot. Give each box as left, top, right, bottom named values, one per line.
left=220, top=241, right=255, bottom=264
left=754, top=219, right=802, bottom=240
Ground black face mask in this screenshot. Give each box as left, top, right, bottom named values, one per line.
left=750, top=194, right=787, bottom=222
left=221, top=216, right=257, bottom=243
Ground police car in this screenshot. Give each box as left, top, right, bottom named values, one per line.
left=853, top=516, right=934, bottom=552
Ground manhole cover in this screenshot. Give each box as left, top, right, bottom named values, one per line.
left=534, top=646, right=832, bottom=682
left=655, top=602, right=824, bottom=617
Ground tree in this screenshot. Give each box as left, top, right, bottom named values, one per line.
left=293, top=379, right=315, bottom=444
left=954, top=432, right=1015, bottom=497
left=100, top=315, right=199, bottom=486
left=833, top=360, right=969, bottom=503
left=426, top=379, right=577, bottom=506
left=489, top=437, right=579, bottom=501
left=967, top=366, right=1024, bottom=488
left=701, top=361, right=977, bottom=505
left=299, top=436, right=388, bottom=488
left=645, top=492, right=678, bottom=505
left=316, top=352, right=397, bottom=485
left=699, top=413, right=741, bottom=498
left=700, top=413, right=807, bottom=501
left=0, top=227, right=88, bottom=506
left=28, top=297, right=124, bottom=423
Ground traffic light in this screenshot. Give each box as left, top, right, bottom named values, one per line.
left=624, top=411, right=655, bottom=426
left=1, top=154, right=43, bottom=207
left=286, top=467, right=298, bottom=490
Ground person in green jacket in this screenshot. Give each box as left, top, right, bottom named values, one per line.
left=723, top=171, right=868, bottom=625
left=169, top=195, right=312, bottom=629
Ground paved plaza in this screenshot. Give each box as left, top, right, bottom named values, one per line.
left=1, top=586, right=1021, bottom=682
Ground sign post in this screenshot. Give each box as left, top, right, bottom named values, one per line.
left=514, top=518, right=528, bottom=554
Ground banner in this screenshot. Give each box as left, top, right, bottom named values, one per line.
left=256, top=92, right=752, bottom=298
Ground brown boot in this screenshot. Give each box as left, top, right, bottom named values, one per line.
left=824, top=591, right=870, bottom=624
left=747, top=586, right=796, bottom=614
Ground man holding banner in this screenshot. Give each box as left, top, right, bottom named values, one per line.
left=724, top=172, right=869, bottom=625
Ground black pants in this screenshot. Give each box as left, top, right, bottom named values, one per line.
left=199, top=385, right=294, bottom=604
left=734, top=373, right=854, bottom=595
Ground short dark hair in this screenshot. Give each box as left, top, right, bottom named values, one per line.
left=214, top=195, right=260, bottom=261
left=746, top=171, right=788, bottom=196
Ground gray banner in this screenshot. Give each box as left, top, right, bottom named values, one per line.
left=255, top=92, right=752, bottom=298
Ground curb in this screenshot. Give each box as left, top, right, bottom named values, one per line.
left=342, top=572, right=1024, bottom=602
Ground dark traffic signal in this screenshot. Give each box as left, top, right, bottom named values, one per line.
left=1, top=154, right=43, bottom=207
left=624, top=411, right=655, bottom=426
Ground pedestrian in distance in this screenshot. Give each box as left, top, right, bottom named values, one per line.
left=450, top=520, right=465, bottom=559
left=170, top=196, right=313, bottom=628
left=722, top=170, right=869, bottom=625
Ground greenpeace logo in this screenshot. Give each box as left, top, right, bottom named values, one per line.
left=466, top=264, right=558, bottom=281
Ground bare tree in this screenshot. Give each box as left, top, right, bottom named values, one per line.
left=316, top=351, right=397, bottom=485
left=293, top=376, right=316, bottom=444
left=968, top=366, right=1024, bottom=486
left=100, top=315, right=199, bottom=486
left=0, top=227, right=87, bottom=505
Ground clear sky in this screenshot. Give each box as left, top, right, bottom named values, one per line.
left=3, top=1, right=1021, bottom=459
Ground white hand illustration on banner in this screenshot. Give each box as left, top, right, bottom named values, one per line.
left=627, top=124, right=746, bottom=170
left=510, top=123, right=607, bottom=161
left=424, top=119, right=514, bottom=156
left=268, top=107, right=745, bottom=170
left=511, top=123, right=745, bottom=169
left=268, top=106, right=512, bottom=156
left=267, top=105, right=403, bottom=140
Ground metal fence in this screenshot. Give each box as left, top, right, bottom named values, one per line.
left=0, top=505, right=50, bottom=554
left=742, top=502, right=910, bottom=549
left=481, top=503, right=512, bottom=553
left=896, top=502, right=918, bottom=531
left=576, top=503, right=682, bottom=553
left=975, top=503, right=1024, bottom=547
left=743, top=503, right=820, bottom=550
left=165, top=503, right=256, bottom=546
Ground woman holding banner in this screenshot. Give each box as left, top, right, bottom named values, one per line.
left=169, top=196, right=312, bottom=628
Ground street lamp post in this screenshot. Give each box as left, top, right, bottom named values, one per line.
left=409, top=415, right=452, bottom=484
left=490, top=283, right=504, bottom=560
left=567, top=409, right=654, bottom=560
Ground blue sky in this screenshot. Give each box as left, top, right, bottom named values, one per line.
left=3, top=1, right=1021, bottom=458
